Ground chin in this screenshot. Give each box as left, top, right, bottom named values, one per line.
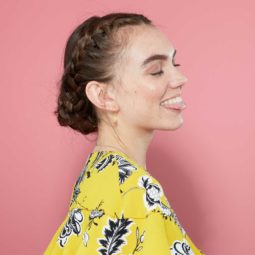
left=158, top=118, right=184, bottom=131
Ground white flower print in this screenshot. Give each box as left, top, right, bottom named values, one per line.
left=83, top=231, right=89, bottom=246
left=57, top=208, right=84, bottom=247
left=138, top=175, right=163, bottom=211
left=170, top=239, right=195, bottom=255
left=138, top=175, right=186, bottom=235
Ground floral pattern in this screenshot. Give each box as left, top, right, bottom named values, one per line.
left=170, top=239, right=195, bottom=255
left=44, top=150, right=204, bottom=255
left=115, top=154, right=138, bottom=184
left=57, top=208, right=84, bottom=247
left=69, top=153, right=93, bottom=207
left=97, top=213, right=133, bottom=255
left=137, top=174, right=186, bottom=235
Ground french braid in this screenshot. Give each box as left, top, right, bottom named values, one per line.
left=54, top=12, right=152, bottom=135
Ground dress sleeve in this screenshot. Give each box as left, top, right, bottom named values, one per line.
left=43, top=153, right=123, bottom=254
left=43, top=153, right=204, bottom=254
left=44, top=190, right=204, bottom=255
left=43, top=203, right=171, bottom=255
left=116, top=173, right=205, bottom=255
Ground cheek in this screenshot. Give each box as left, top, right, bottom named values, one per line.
left=128, top=84, right=164, bottom=119
left=119, top=79, right=166, bottom=113
left=139, top=82, right=165, bottom=102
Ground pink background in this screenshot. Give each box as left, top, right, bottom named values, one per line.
left=1, top=1, right=254, bottom=254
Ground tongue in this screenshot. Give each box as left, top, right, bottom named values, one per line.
left=162, top=101, right=186, bottom=110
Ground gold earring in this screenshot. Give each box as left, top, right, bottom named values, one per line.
left=112, top=113, right=117, bottom=125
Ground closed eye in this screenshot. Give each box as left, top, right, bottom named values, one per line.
left=150, top=62, right=181, bottom=76
left=151, top=70, right=164, bottom=76
left=150, top=56, right=181, bottom=76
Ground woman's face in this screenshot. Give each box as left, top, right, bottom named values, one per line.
left=114, top=24, right=188, bottom=132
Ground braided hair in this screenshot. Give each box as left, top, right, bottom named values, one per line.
left=54, top=12, right=152, bottom=135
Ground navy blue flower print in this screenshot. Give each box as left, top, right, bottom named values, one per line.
left=57, top=208, right=84, bottom=247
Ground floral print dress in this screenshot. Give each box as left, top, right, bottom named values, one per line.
left=44, top=150, right=205, bottom=255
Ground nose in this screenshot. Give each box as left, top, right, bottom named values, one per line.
left=169, top=69, right=188, bottom=88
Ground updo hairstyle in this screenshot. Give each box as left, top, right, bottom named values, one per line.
left=54, top=12, right=152, bottom=135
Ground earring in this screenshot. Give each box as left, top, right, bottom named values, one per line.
left=112, top=113, right=118, bottom=125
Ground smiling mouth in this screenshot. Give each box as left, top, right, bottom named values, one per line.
left=160, top=96, right=186, bottom=110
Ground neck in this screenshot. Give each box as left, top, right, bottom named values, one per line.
left=93, top=122, right=154, bottom=170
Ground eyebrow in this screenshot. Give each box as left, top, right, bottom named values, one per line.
left=141, top=49, right=177, bottom=68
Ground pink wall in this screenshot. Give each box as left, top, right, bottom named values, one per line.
left=1, top=1, right=254, bottom=254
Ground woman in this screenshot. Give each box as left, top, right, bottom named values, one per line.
left=44, top=12, right=205, bottom=255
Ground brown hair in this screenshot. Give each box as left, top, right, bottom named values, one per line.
left=54, top=12, right=153, bottom=135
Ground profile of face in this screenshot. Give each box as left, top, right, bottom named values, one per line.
left=88, top=24, right=188, bottom=133
left=114, top=25, right=188, bottom=131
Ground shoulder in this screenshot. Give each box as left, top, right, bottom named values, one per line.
left=119, top=172, right=171, bottom=219
left=112, top=152, right=172, bottom=220
left=69, top=151, right=172, bottom=220
left=69, top=151, right=121, bottom=216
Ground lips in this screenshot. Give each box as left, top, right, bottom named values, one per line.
left=160, top=95, right=186, bottom=110
left=160, top=93, right=181, bottom=103
left=162, top=101, right=186, bottom=110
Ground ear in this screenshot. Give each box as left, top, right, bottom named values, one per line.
left=85, top=81, right=119, bottom=112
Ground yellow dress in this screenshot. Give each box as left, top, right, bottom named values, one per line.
left=44, top=150, right=205, bottom=255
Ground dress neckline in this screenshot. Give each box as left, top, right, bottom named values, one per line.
left=89, top=149, right=149, bottom=173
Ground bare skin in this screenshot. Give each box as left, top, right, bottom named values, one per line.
left=85, top=24, right=188, bottom=170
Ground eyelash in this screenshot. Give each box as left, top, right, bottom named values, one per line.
left=151, top=62, right=181, bottom=76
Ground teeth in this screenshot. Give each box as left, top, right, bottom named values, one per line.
left=161, top=96, right=183, bottom=105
